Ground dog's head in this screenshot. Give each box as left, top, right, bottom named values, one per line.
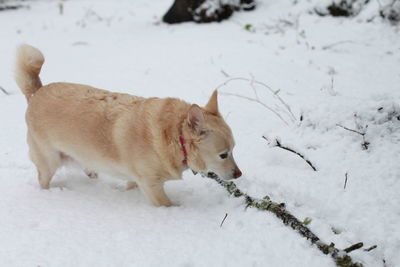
left=183, top=90, right=242, bottom=180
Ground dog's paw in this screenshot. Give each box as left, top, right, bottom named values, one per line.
left=126, top=181, right=138, bottom=190
left=84, top=169, right=98, bottom=179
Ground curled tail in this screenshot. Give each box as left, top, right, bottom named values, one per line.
left=15, top=44, right=45, bottom=101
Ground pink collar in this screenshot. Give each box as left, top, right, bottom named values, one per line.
left=179, top=135, right=188, bottom=165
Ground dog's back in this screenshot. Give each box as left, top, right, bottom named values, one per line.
left=15, top=45, right=190, bottom=190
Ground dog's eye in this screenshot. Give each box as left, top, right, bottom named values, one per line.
left=219, top=153, right=228, bottom=159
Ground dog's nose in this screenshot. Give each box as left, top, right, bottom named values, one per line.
left=233, top=168, right=242, bottom=179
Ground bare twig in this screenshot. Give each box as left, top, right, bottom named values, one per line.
left=336, top=124, right=369, bottom=150
left=71, top=41, right=89, bottom=46
left=58, top=1, right=64, bottom=15
left=322, top=40, right=356, bottom=50
left=262, top=136, right=317, bottom=171
left=258, top=16, right=300, bottom=38
left=220, top=69, right=230, bottom=78
left=215, top=77, right=297, bottom=124
left=249, top=73, right=259, bottom=100
left=222, top=92, right=290, bottom=125
left=364, top=245, right=377, bottom=252
left=344, top=172, right=348, bottom=189
left=336, top=124, right=365, bottom=136
left=220, top=213, right=228, bottom=227
left=327, top=75, right=338, bottom=96
left=203, top=172, right=363, bottom=267
left=344, top=242, right=364, bottom=253
left=0, top=86, right=9, bottom=95
left=0, top=4, right=24, bottom=11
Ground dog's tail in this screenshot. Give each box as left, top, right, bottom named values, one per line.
left=15, top=44, right=45, bottom=101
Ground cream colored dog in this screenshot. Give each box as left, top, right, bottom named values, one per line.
left=15, top=44, right=242, bottom=206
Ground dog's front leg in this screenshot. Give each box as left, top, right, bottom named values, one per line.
left=138, top=179, right=172, bottom=207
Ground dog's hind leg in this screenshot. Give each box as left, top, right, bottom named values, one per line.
left=27, top=133, right=61, bottom=189
left=84, top=169, right=98, bottom=179
left=126, top=181, right=138, bottom=190
left=59, top=153, right=98, bottom=179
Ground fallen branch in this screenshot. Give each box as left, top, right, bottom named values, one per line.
left=203, top=172, right=363, bottom=267
left=0, top=86, right=9, bottom=95
left=262, top=135, right=317, bottom=171
left=344, top=172, right=348, bottom=189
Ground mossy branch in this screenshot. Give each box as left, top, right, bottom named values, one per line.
left=204, top=172, right=363, bottom=267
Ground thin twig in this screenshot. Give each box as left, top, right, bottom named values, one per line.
left=344, top=172, right=348, bottom=190
left=215, top=77, right=297, bottom=123
left=0, top=86, right=9, bottom=95
left=344, top=242, right=364, bottom=253
left=364, top=245, right=377, bottom=252
left=249, top=73, right=260, bottom=100
left=0, top=4, right=24, bottom=11
left=262, top=136, right=317, bottom=171
left=322, top=40, right=356, bottom=50
left=327, top=75, right=338, bottom=96
left=336, top=124, right=365, bottom=136
left=222, top=92, right=290, bottom=126
left=202, top=172, right=363, bottom=267
left=336, top=124, right=369, bottom=150
left=220, top=213, right=228, bottom=227
left=220, top=69, right=230, bottom=78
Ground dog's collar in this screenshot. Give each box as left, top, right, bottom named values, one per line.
left=179, top=135, right=188, bottom=165
left=179, top=135, right=198, bottom=175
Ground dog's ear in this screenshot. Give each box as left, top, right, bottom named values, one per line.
left=188, top=104, right=205, bottom=134
left=205, top=90, right=219, bottom=115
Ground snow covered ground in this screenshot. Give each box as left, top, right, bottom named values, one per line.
left=0, top=0, right=399, bottom=266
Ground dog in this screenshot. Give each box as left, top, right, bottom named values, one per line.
left=15, top=44, right=242, bottom=206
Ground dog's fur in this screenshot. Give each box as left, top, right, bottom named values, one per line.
left=15, top=44, right=242, bottom=206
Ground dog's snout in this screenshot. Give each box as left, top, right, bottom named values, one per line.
left=233, top=168, right=242, bottom=179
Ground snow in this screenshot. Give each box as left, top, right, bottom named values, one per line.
left=0, top=0, right=399, bottom=266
